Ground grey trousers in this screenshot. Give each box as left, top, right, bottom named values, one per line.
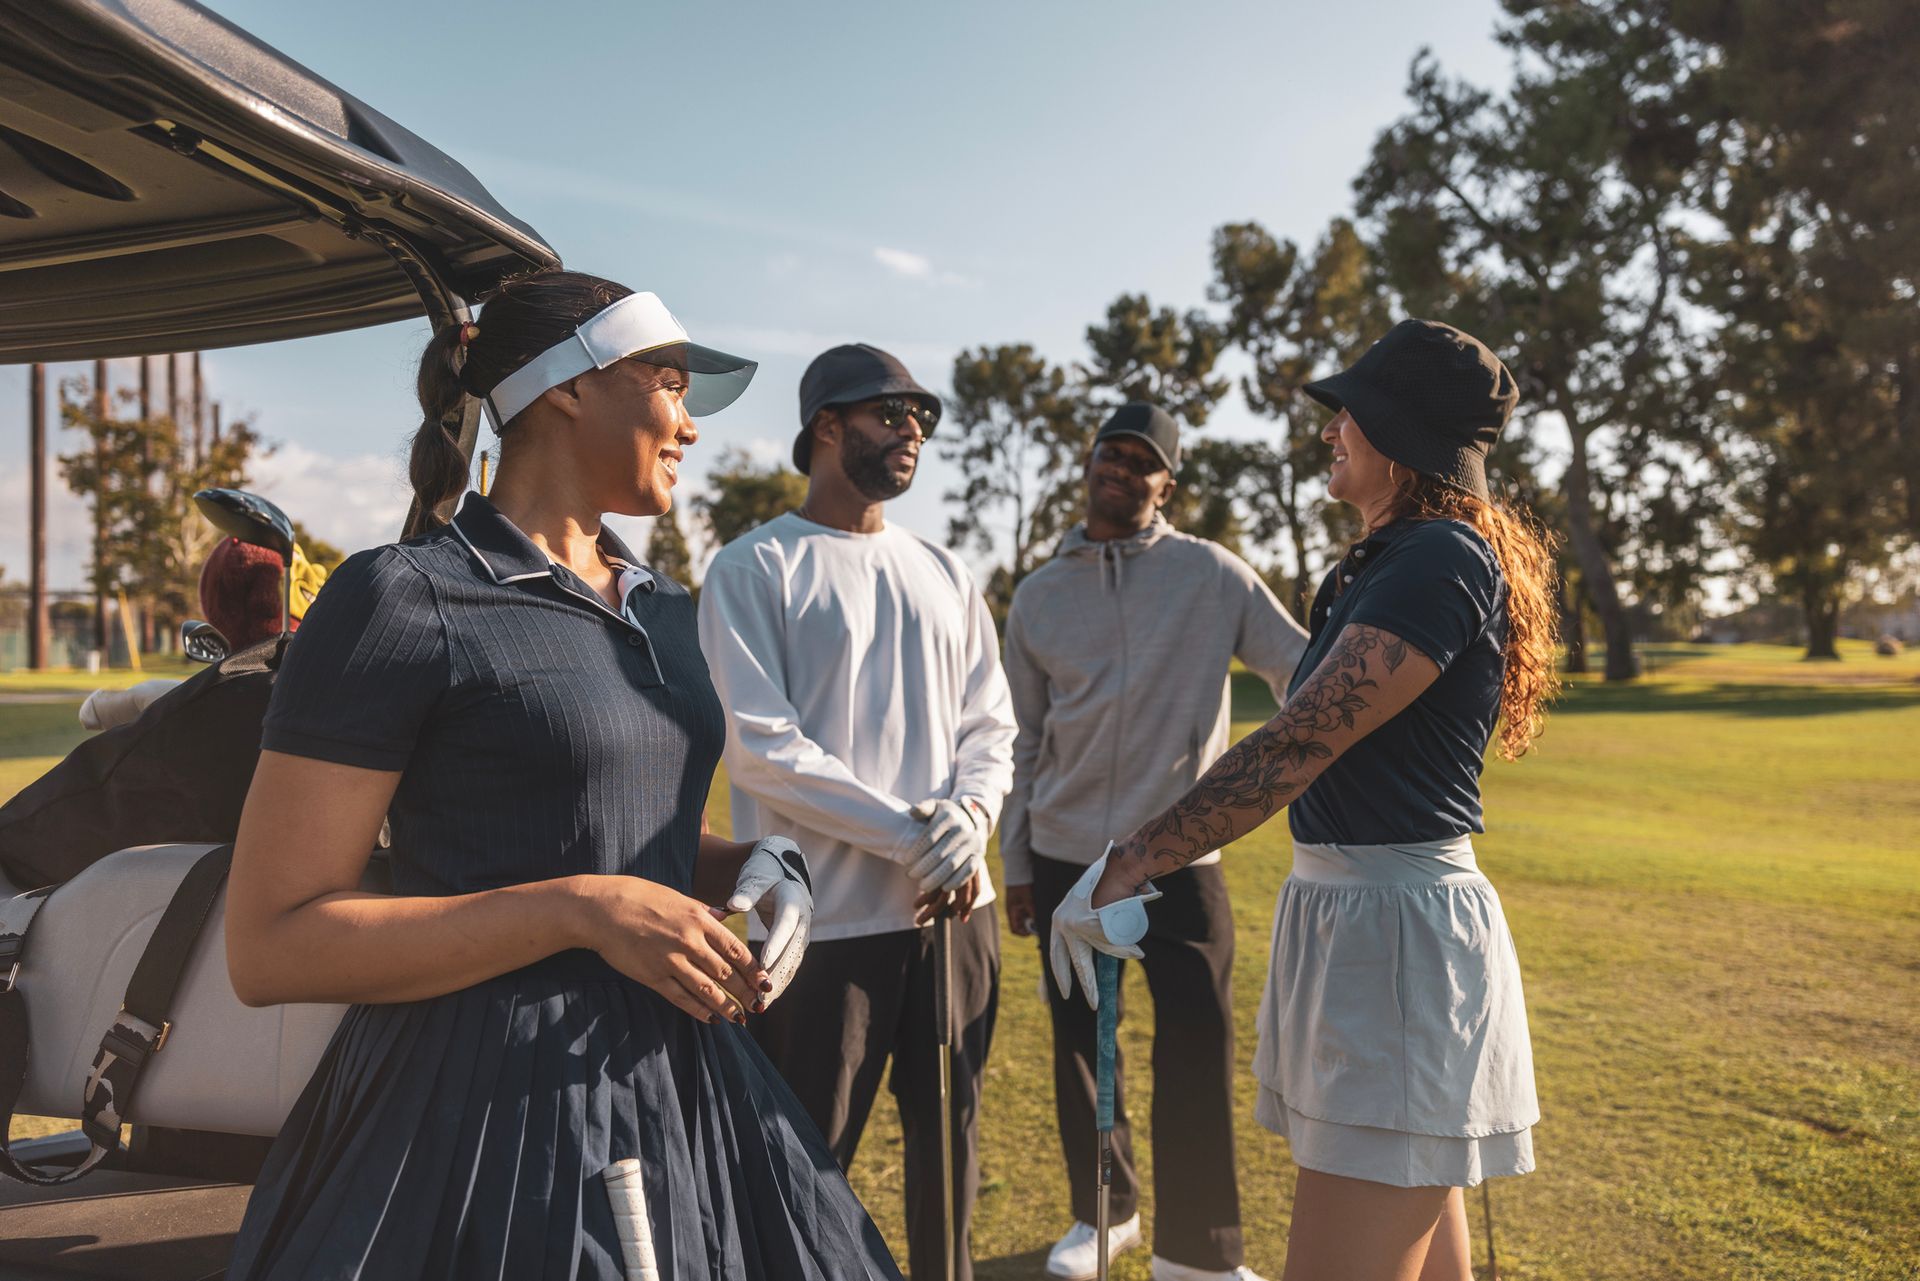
left=753, top=911, right=1000, bottom=1281
left=1032, top=853, right=1244, bottom=1272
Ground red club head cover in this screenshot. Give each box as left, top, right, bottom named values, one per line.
left=199, top=536, right=294, bottom=651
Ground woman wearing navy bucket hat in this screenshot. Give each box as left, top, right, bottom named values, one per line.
left=1050, top=319, right=1559, bottom=1280
left=223, top=271, right=902, bottom=1279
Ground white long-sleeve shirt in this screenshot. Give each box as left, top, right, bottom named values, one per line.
left=697, top=513, right=1017, bottom=940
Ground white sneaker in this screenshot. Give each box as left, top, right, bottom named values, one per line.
left=1045, top=1214, right=1143, bottom=1280
left=1150, top=1259, right=1271, bottom=1281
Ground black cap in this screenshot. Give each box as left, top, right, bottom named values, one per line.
left=794, top=343, right=942, bottom=475
left=1302, top=319, right=1517, bottom=501
left=1094, top=402, right=1180, bottom=472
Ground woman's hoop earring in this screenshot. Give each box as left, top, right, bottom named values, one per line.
left=1388, top=460, right=1402, bottom=487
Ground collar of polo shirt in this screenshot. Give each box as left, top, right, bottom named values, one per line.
left=482, top=291, right=758, bottom=430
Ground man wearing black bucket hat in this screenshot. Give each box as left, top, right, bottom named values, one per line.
left=1000, top=401, right=1305, bottom=1281
left=699, top=343, right=1016, bottom=1281
left=1050, top=319, right=1560, bottom=1281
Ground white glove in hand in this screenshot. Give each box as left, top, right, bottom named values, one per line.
left=905, top=798, right=985, bottom=895
left=1049, top=842, right=1161, bottom=1009
left=727, top=836, right=813, bottom=1005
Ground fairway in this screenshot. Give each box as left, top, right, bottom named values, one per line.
left=3, top=644, right=1915, bottom=1278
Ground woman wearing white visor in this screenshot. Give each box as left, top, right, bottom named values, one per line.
left=224, top=271, right=902, bottom=1278
left=1052, top=320, right=1558, bottom=1281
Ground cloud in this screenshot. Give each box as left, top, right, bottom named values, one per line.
left=247, top=442, right=413, bottom=555
left=873, top=247, right=977, bottom=288
left=874, top=246, right=933, bottom=279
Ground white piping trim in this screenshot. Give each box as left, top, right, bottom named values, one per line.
left=448, top=491, right=550, bottom=584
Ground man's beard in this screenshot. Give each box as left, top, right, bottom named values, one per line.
left=1086, top=470, right=1149, bottom=528
left=840, top=430, right=916, bottom=501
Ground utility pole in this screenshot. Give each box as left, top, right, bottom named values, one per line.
left=28, top=364, right=49, bottom=669
left=211, top=400, right=222, bottom=446
left=92, top=359, right=110, bottom=654
left=191, top=352, right=204, bottom=467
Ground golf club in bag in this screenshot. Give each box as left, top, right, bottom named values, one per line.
left=192, top=488, right=296, bottom=634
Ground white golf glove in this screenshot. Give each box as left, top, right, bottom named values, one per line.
left=1049, top=843, right=1161, bottom=1009
left=905, top=798, right=986, bottom=895
left=727, top=836, right=813, bottom=1005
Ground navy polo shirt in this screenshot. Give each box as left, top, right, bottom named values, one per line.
left=261, top=492, right=725, bottom=902
left=1285, top=517, right=1507, bottom=845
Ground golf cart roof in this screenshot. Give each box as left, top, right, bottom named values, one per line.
left=0, top=0, right=560, bottom=363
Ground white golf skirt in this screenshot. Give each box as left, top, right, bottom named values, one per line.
left=1252, top=837, right=1538, bottom=1188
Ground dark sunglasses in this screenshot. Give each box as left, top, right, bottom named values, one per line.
left=1091, top=439, right=1167, bottom=477
left=855, top=396, right=942, bottom=434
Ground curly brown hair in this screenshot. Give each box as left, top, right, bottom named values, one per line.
left=1382, top=474, right=1562, bottom=759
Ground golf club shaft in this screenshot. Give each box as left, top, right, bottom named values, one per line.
left=1094, top=953, right=1119, bottom=1281
left=935, top=909, right=955, bottom=1281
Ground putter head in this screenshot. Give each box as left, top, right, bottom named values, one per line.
left=181, top=619, right=230, bottom=664
left=194, top=488, right=295, bottom=559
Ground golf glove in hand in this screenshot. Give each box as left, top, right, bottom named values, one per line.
left=1050, top=843, right=1161, bottom=1009
left=727, top=836, right=813, bottom=1005
left=905, top=798, right=986, bottom=895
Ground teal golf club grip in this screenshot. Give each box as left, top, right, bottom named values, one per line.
left=1095, top=953, right=1119, bottom=1131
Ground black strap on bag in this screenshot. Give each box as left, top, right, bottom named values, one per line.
left=0, top=844, right=233, bottom=1185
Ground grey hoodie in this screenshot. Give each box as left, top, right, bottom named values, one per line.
left=998, top=516, right=1309, bottom=883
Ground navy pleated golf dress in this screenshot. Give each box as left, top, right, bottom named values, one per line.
left=228, top=493, right=900, bottom=1281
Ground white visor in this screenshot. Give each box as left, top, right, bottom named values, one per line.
left=483, top=291, right=757, bottom=429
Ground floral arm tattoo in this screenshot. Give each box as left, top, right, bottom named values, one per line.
left=1106, top=624, right=1438, bottom=896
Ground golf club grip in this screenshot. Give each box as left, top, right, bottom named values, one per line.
left=1095, top=953, right=1119, bottom=1132
left=933, top=912, right=953, bottom=1046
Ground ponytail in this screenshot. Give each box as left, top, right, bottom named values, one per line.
left=409, top=320, right=472, bottom=523
left=405, top=270, right=636, bottom=527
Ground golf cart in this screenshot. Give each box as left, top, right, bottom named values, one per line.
left=0, top=1, right=557, bottom=1274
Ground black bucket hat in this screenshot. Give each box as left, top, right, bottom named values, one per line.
left=794, top=343, right=942, bottom=475
left=1302, top=319, right=1517, bottom=501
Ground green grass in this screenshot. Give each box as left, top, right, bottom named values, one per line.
left=5, top=643, right=1916, bottom=1277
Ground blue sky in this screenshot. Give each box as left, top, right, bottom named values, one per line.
left=1, top=0, right=1512, bottom=589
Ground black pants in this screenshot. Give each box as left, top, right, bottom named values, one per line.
left=753, top=912, right=1000, bottom=1281
left=1032, top=853, right=1244, bottom=1271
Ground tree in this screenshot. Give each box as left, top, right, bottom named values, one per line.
left=59, top=377, right=263, bottom=647
left=1210, top=217, right=1392, bottom=610
left=1355, top=11, right=1708, bottom=680
left=1680, top=0, right=1920, bottom=540
left=1676, top=0, right=1917, bottom=656
left=695, top=448, right=809, bottom=549
left=645, top=506, right=695, bottom=590
left=942, top=344, right=1077, bottom=585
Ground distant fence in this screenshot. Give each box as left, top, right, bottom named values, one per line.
left=0, top=589, right=135, bottom=671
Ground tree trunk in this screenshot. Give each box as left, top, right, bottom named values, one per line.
left=1283, top=507, right=1312, bottom=619
left=1802, top=580, right=1842, bottom=660
left=1561, top=420, right=1638, bottom=681
left=1560, top=574, right=1588, bottom=674
left=1897, top=350, right=1919, bottom=537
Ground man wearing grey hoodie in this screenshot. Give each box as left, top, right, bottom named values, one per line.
left=1000, top=403, right=1308, bottom=1281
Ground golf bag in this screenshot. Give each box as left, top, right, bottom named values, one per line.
left=0, top=634, right=350, bottom=1185
left=0, top=635, right=284, bottom=890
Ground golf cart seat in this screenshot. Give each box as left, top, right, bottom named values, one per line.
left=0, top=845, right=343, bottom=1281
left=3, top=845, right=346, bottom=1140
